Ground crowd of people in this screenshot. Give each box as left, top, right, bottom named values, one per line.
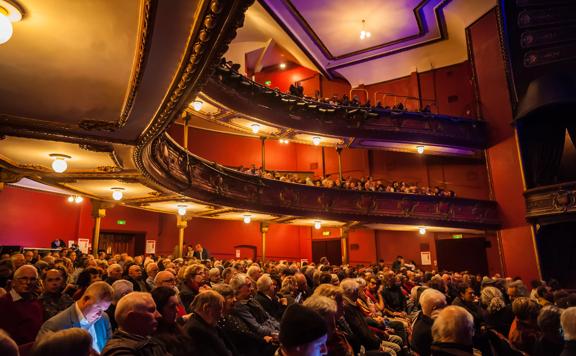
left=236, top=164, right=456, bottom=197
left=0, top=247, right=575, bottom=356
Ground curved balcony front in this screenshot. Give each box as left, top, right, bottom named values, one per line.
left=200, top=65, right=487, bottom=151
left=141, top=133, right=500, bottom=230
left=525, top=181, right=576, bottom=224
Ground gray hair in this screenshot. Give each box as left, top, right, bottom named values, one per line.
left=256, top=274, right=273, bottom=293
left=107, top=264, right=122, bottom=274
left=111, top=279, right=133, bottom=302
left=247, top=265, right=261, bottom=280
left=419, top=288, right=446, bottom=318
left=561, top=307, right=576, bottom=341
left=303, top=295, right=337, bottom=318
left=13, top=264, right=38, bottom=279
left=115, top=292, right=154, bottom=328
left=340, top=278, right=359, bottom=296
left=229, top=273, right=250, bottom=293
left=481, top=286, right=506, bottom=314
left=432, top=306, right=474, bottom=345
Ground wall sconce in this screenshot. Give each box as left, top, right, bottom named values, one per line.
left=49, top=154, right=71, bottom=173
left=111, top=187, right=125, bottom=201
left=314, top=220, right=322, bottom=230
left=67, top=196, right=83, bottom=204
left=0, top=0, right=23, bottom=45
left=312, top=136, right=321, bottom=146
left=243, top=214, right=252, bottom=224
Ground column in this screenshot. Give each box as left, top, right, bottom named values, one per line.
left=340, top=227, right=349, bottom=265
left=260, top=222, right=269, bottom=263
left=261, top=137, right=266, bottom=171
left=91, top=201, right=109, bottom=257
left=176, top=215, right=189, bottom=258
left=336, top=146, right=343, bottom=181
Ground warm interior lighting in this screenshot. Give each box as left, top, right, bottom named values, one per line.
left=0, top=1, right=23, bottom=45
left=49, top=154, right=71, bottom=173
left=314, top=220, right=322, bottom=230
left=251, top=123, right=260, bottom=134
left=360, top=19, right=371, bottom=40
left=243, top=214, right=252, bottom=224
left=418, top=227, right=426, bottom=235
left=67, top=196, right=74, bottom=203
left=191, top=100, right=203, bottom=111
left=111, top=187, right=124, bottom=201
left=177, top=205, right=187, bottom=216
left=279, top=139, right=289, bottom=144
left=74, top=196, right=83, bottom=203
left=417, top=145, right=425, bottom=154
left=312, top=136, right=321, bottom=146
left=279, top=63, right=286, bottom=69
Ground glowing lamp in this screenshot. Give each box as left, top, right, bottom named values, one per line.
left=418, top=227, right=426, bottom=235
left=74, top=196, right=83, bottom=203
left=417, top=145, right=425, bottom=154
left=251, top=123, right=260, bottom=134
left=0, top=1, right=23, bottom=45
left=177, top=205, right=187, bottom=216
left=312, top=136, right=321, bottom=146
left=67, top=196, right=74, bottom=203
left=279, top=63, right=286, bottom=69
left=191, top=100, right=203, bottom=111
left=243, top=214, right=251, bottom=224
left=111, top=187, right=124, bottom=201
left=314, top=220, right=322, bottom=230
left=49, top=154, right=71, bottom=173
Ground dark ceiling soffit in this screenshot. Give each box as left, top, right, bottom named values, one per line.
left=257, top=0, right=333, bottom=79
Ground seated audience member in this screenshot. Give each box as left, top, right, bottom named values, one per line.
left=561, top=307, right=576, bottom=356
left=193, top=243, right=210, bottom=260
left=184, top=290, right=235, bottom=355
left=278, top=303, right=328, bottom=356
left=37, top=281, right=113, bottom=353
left=340, top=278, right=401, bottom=355
left=32, top=328, right=92, bottom=356
left=507, top=280, right=528, bottom=302
left=0, top=265, right=44, bottom=345
left=509, top=297, right=541, bottom=354
left=105, top=264, right=123, bottom=284
left=480, top=286, right=514, bottom=336
left=208, top=268, right=222, bottom=286
left=73, top=267, right=101, bottom=300
left=102, top=292, right=167, bottom=356
left=145, top=262, right=159, bottom=290
left=213, top=283, right=275, bottom=356
left=255, top=273, right=286, bottom=322
left=0, top=329, right=19, bottom=356
left=39, top=268, right=74, bottom=319
left=106, top=279, right=133, bottom=331
left=303, top=295, right=353, bottom=356
left=151, top=286, right=196, bottom=356
left=451, top=282, right=482, bottom=328
left=155, top=270, right=178, bottom=290
left=412, top=288, right=447, bottom=356
left=180, top=264, right=209, bottom=313
left=533, top=305, right=564, bottom=356
left=10, top=253, right=26, bottom=270
left=127, top=264, right=149, bottom=292
left=430, top=305, right=476, bottom=355
left=231, top=273, right=280, bottom=337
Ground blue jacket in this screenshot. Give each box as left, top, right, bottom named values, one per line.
left=36, top=303, right=112, bottom=352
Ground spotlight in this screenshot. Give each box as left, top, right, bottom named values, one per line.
left=314, top=220, right=322, bottom=230
left=312, top=136, right=321, bottom=146
left=49, top=154, right=71, bottom=173
left=417, top=145, right=425, bottom=154
left=251, top=123, right=260, bottom=134
left=177, top=205, right=187, bottom=216
left=418, top=227, right=426, bottom=235
left=111, top=187, right=125, bottom=201
left=191, top=100, right=203, bottom=111
left=279, top=63, right=286, bottom=69
left=74, top=196, right=83, bottom=203
left=243, top=214, right=252, bottom=224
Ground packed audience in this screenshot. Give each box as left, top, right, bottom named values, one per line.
left=1, top=247, right=575, bottom=356
left=236, top=164, right=456, bottom=197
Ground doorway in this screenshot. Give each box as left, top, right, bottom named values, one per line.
left=435, top=237, right=489, bottom=275
left=312, top=239, right=342, bottom=265
left=536, top=222, right=576, bottom=288
left=99, top=231, right=146, bottom=256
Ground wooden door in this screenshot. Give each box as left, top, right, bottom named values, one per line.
left=435, top=237, right=489, bottom=275
left=99, top=231, right=145, bottom=256
left=312, top=239, right=342, bottom=265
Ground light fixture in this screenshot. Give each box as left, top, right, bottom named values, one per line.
left=67, top=196, right=74, bottom=203
left=312, top=136, right=321, bottom=146
left=49, top=154, right=71, bottom=173
left=279, top=139, right=289, bottom=144
left=111, top=187, right=125, bottom=201
left=177, top=205, right=187, bottom=216
left=416, top=145, right=425, bottom=154
left=0, top=0, right=23, bottom=45
left=251, top=123, right=260, bottom=134
left=314, top=220, right=322, bottom=230
left=74, top=196, right=83, bottom=203
left=418, top=227, right=426, bottom=235
left=191, top=100, right=203, bottom=111
left=243, top=214, right=252, bottom=224
left=360, top=19, right=371, bottom=40
left=279, top=63, right=286, bottom=69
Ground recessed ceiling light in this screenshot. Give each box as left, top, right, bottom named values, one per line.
left=0, top=0, right=23, bottom=45
left=419, top=227, right=426, bottom=235
left=314, top=220, right=322, bottom=230
left=312, top=136, right=321, bottom=146
left=111, top=187, right=125, bottom=201
left=177, top=205, right=187, bottom=216
left=417, top=145, right=425, bottom=154
left=251, top=123, right=260, bottom=134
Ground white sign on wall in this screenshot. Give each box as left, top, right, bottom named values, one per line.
left=78, top=238, right=89, bottom=254
left=145, top=240, right=156, bottom=254
left=420, top=251, right=432, bottom=266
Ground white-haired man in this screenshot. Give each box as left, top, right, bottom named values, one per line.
left=37, top=281, right=114, bottom=353
left=561, top=307, right=576, bottom=356
left=431, top=305, right=475, bottom=355
left=412, top=288, right=447, bottom=356
left=102, top=292, right=167, bottom=355
left=0, top=265, right=43, bottom=345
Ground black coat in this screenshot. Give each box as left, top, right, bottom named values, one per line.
left=184, top=313, right=235, bottom=356
left=411, top=312, right=434, bottom=356
left=254, top=292, right=285, bottom=322
left=561, top=340, right=576, bottom=356
left=342, top=297, right=381, bottom=351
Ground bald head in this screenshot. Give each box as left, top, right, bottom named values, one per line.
left=432, top=306, right=474, bottom=345
left=154, top=271, right=176, bottom=288
left=419, top=288, right=447, bottom=319
left=115, top=292, right=160, bottom=336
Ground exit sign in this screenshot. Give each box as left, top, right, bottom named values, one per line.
left=322, top=231, right=330, bottom=236
left=264, top=80, right=272, bottom=86
left=117, top=219, right=127, bottom=225
left=452, top=234, right=463, bottom=239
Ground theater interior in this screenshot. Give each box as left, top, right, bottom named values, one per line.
left=0, top=0, right=575, bottom=287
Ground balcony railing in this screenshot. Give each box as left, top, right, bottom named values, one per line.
left=202, top=64, right=487, bottom=149
left=141, top=133, right=500, bottom=230
left=525, top=181, right=576, bottom=224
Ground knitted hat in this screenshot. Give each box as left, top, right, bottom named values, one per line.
left=279, top=304, right=328, bottom=348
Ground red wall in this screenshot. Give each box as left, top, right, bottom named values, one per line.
left=468, top=9, right=540, bottom=283
left=255, top=65, right=319, bottom=95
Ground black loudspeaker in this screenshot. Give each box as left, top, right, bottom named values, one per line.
left=0, top=246, right=22, bottom=255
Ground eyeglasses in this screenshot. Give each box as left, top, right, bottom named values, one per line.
left=160, top=278, right=176, bottom=284
left=16, top=277, right=38, bottom=283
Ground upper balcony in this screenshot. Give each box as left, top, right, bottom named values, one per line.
left=193, top=63, right=488, bottom=156
left=525, top=181, right=576, bottom=225
left=141, top=132, right=500, bottom=231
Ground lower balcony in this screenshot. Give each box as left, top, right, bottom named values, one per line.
left=525, top=181, right=576, bottom=224
left=141, top=134, right=501, bottom=230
